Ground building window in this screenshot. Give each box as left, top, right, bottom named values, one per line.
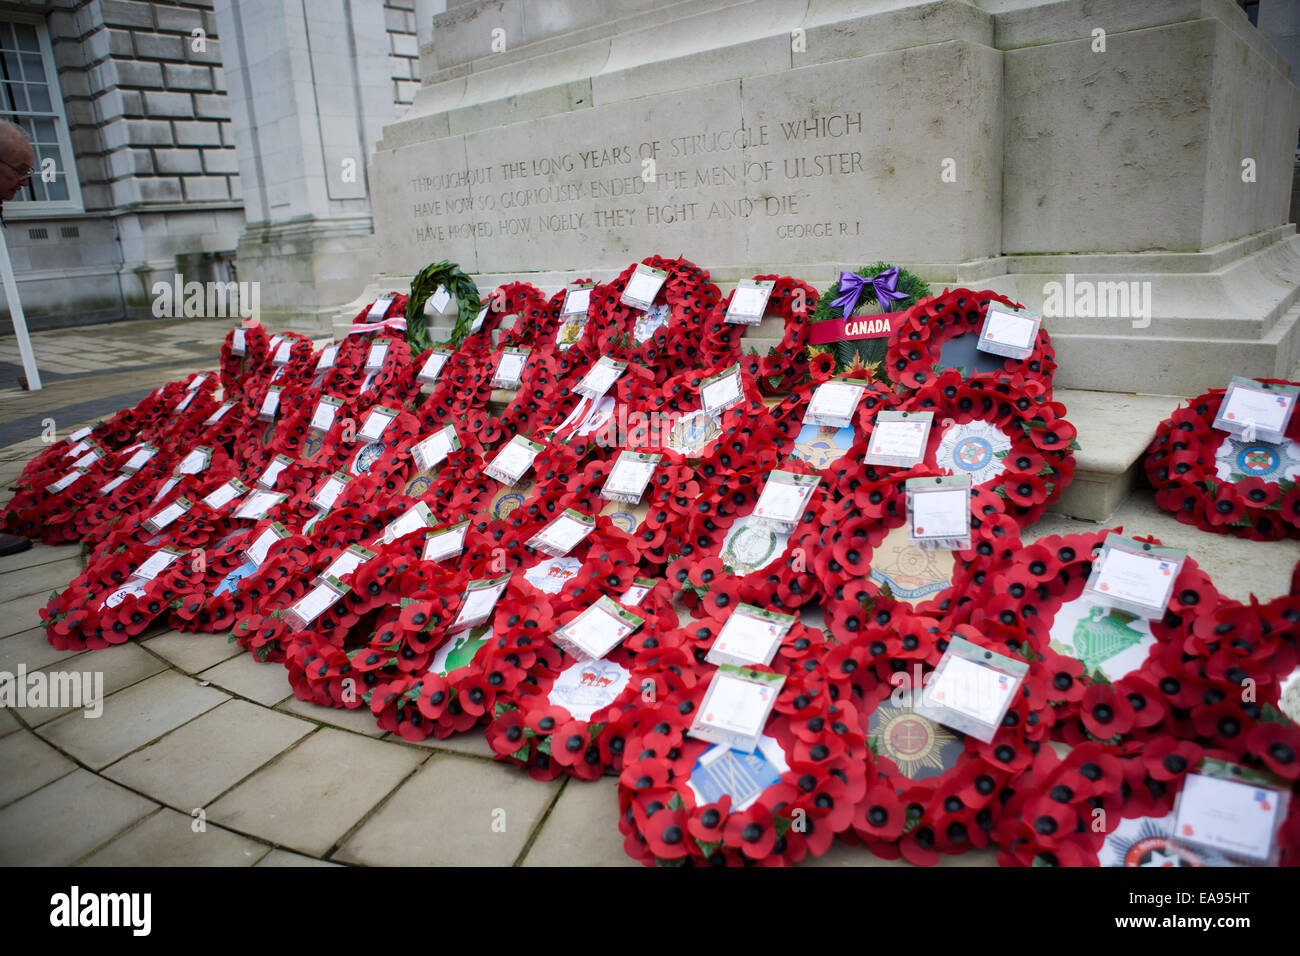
left=0, top=17, right=82, bottom=215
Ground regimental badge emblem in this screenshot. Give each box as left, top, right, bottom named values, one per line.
left=867, top=695, right=963, bottom=780
left=351, top=439, right=386, bottom=476
left=789, top=423, right=855, bottom=469
left=1049, top=599, right=1154, bottom=681
left=555, top=315, right=587, bottom=350
left=1101, top=814, right=1242, bottom=867
left=719, top=515, right=789, bottom=576
left=524, top=556, right=583, bottom=595
left=687, top=735, right=788, bottom=812
left=547, top=658, right=632, bottom=721
left=666, top=410, right=722, bottom=457
left=493, top=493, right=524, bottom=519
left=1214, top=435, right=1300, bottom=483
left=633, top=303, right=670, bottom=343
left=429, top=625, right=492, bottom=677
left=302, top=435, right=323, bottom=461
left=490, top=478, right=534, bottom=519
left=599, top=499, right=648, bottom=534
left=102, top=582, right=148, bottom=610
left=214, top=560, right=258, bottom=597
left=404, top=474, right=432, bottom=499
left=867, top=526, right=954, bottom=603
left=935, top=420, right=1010, bottom=486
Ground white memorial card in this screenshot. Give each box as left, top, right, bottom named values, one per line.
left=707, top=605, right=794, bottom=668
left=865, top=411, right=933, bottom=468
left=977, top=303, right=1041, bottom=360
left=366, top=294, right=395, bottom=319
left=133, top=547, right=183, bottom=582
left=379, top=501, right=433, bottom=544
left=552, top=596, right=643, bottom=661
left=492, top=348, right=529, bottom=389
left=365, top=341, right=389, bottom=369
left=724, top=279, right=775, bottom=325
left=286, top=576, right=347, bottom=630
left=309, top=396, right=344, bottom=433
left=417, top=349, right=450, bottom=385
left=423, top=521, right=469, bottom=562
left=411, top=426, right=459, bottom=472
left=484, top=436, right=544, bottom=486
left=561, top=285, right=593, bottom=316
left=319, top=545, right=374, bottom=585
left=449, top=574, right=511, bottom=633
left=145, top=496, right=191, bottom=532
left=688, top=667, right=785, bottom=753
left=752, top=471, right=819, bottom=532
left=257, top=454, right=293, bottom=490
left=620, top=264, right=668, bottom=310
left=259, top=386, right=284, bottom=421
left=202, top=478, right=248, bottom=510
left=700, top=364, right=744, bottom=416
left=527, top=509, right=595, bottom=557
left=244, top=522, right=289, bottom=566
left=804, top=379, right=866, bottom=429
left=310, top=471, right=350, bottom=512
left=1213, top=377, right=1298, bottom=443
left=575, top=357, right=627, bottom=399
left=357, top=406, right=398, bottom=443
left=1173, top=767, right=1285, bottom=863
left=601, top=452, right=660, bottom=504
left=234, top=489, right=285, bottom=521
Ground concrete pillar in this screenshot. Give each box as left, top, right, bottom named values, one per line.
left=211, top=0, right=407, bottom=319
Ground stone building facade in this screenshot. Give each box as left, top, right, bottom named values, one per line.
left=0, top=0, right=419, bottom=332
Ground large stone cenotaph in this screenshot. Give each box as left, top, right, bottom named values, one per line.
left=367, top=0, right=1300, bottom=397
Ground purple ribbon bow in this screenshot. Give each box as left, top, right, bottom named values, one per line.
left=830, top=267, right=908, bottom=319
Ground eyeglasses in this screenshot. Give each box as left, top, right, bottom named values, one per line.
left=0, top=159, right=35, bottom=178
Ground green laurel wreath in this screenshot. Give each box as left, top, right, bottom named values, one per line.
left=406, top=260, right=481, bottom=352
left=807, top=261, right=930, bottom=382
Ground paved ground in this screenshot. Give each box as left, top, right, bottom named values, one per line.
left=0, top=317, right=1297, bottom=866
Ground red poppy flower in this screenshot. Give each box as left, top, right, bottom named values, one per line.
left=1076, top=683, right=1133, bottom=740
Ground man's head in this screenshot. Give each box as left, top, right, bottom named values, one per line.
left=0, top=120, right=35, bottom=202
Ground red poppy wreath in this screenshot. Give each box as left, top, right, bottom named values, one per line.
left=1145, top=379, right=1300, bottom=540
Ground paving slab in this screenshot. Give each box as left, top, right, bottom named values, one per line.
left=77, top=807, right=269, bottom=867
left=521, top=776, right=639, bottom=867
left=103, top=698, right=315, bottom=810
left=0, top=543, right=82, bottom=574
left=0, top=556, right=84, bottom=602
left=9, top=641, right=168, bottom=726
left=207, top=727, right=426, bottom=857
left=0, top=590, right=52, bottom=639
left=0, top=626, right=91, bottom=673
left=39, top=670, right=229, bottom=769
left=143, top=628, right=244, bottom=673
left=333, top=753, right=562, bottom=867
left=276, top=695, right=388, bottom=737
left=0, top=707, right=17, bottom=737
left=0, top=728, right=77, bottom=809
left=198, top=651, right=294, bottom=707
left=254, top=848, right=341, bottom=867
left=0, top=769, right=158, bottom=865
left=393, top=728, right=496, bottom=759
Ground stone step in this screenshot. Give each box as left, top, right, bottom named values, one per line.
left=1047, top=388, right=1184, bottom=522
